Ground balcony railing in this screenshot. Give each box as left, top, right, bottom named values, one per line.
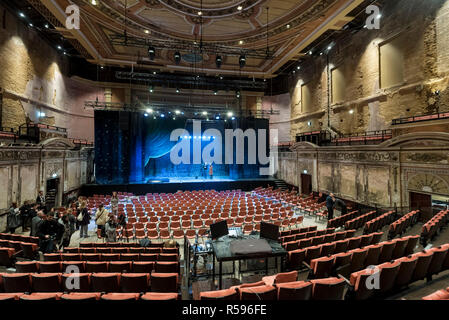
left=331, top=130, right=392, bottom=146
left=392, top=111, right=449, bottom=125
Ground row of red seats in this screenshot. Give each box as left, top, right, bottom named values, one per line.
left=0, top=233, right=39, bottom=244
left=64, top=246, right=177, bottom=254
left=0, top=292, right=179, bottom=301
left=421, top=210, right=449, bottom=245
left=388, top=210, right=420, bottom=239
left=198, top=271, right=346, bottom=300
left=279, top=227, right=335, bottom=244
left=282, top=229, right=356, bottom=251
left=347, top=243, right=449, bottom=299
left=279, top=225, right=317, bottom=238
left=0, top=272, right=179, bottom=294
left=15, top=260, right=176, bottom=274
left=345, top=211, right=377, bottom=230
left=43, top=252, right=178, bottom=262
left=327, top=210, right=361, bottom=229
left=363, top=211, right=396, bottom=235
left=79, top=241, right=160, bottom=248
left=286, top=232, right=384, bottom=269
left=306, top=235, right=420, bottom=279
left=0, top=242, right=39, bottom=266
left=422, top=286, right=449, bottom=300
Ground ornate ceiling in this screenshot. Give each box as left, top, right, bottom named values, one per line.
left=33, top=0, right=364, bottom=77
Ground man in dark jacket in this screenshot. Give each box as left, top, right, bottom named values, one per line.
left=36, top=212, right=64, bottom=253
left=334, top=198, right=347, bottom=216
left=30, top=210, right=45, bottom=237
left=326, top=193, right=336, bottom=220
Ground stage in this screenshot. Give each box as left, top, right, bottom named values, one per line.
left=80, top=177, right=277, bottom=196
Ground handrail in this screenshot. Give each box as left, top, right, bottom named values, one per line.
left=392, top=111, right=449, bottom=125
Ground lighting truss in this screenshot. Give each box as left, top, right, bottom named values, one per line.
left=108, top=33, right=274, bottom=59
left=84, top=100, right=279, bottom=118
left=115, top=71, right=267, bottom=91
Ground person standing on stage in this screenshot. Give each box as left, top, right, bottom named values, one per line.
left=209, top=163, right=213, bottom=179
left=110, top=191, right=119, bottom=215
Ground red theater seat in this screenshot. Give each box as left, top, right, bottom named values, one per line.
left=199, top=288, right=239, bottom=300
left=141, top=292, right=179, bottom=300
left=101, top=293, right=140, bottom=301
left=276, top=281, right=313, bottom=300
left=61, top=293, right=101, bottom=301
left=239, top=285, right=277, bottom=300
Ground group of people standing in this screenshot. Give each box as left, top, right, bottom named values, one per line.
left=7, top=193, right=92, bottom=254
left=317, top=192, right=347, bottom=220
left=6, top=191, right=129, bottom=254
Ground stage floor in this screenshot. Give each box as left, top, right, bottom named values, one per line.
left=81, top=178, right=276, bottom=196
left=145, top=177, right=269, bottom=183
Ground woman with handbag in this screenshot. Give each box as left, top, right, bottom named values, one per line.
left=7, top=203, right=21, bottom=233
left=95, top=204, right=108, bottom=238
left=78, top=201, right=90, bottom=238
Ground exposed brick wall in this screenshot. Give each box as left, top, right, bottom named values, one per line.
left=0, top=4, right=99, bottom=141
left=288, top=0, right=449, bottom=140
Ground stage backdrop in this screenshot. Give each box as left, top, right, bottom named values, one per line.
left=94, top=110, right=269, bottom=184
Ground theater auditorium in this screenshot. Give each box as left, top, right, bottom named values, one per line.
left=0, top=0, right=449, bottom=304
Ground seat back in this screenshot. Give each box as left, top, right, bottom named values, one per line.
left=150, top=273, right=178, bottom=293
left=276, top=281, right=312, bottom=300
left=120, top=273, right=149, bottom=293
left=91, top=273, right=120, bottom=292
left=311, top=278, right=345, bottom=300
left=31, top=273, right=61, bottom=292
left=199, top=288, right=239, bottom=300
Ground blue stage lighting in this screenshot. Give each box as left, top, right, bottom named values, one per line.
left=231, top=116, right=236, bottom=120
left=144, top=113, right=148, bottom=117
left=216, top=116, right=220, bottom=120
left=160, top=114, right=165, bottom=118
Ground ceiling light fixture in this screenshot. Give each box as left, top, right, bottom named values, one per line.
left=216, top=55, right=222, bottom=69
left=174, top=51, right=181, bottom=65
left=148, top=46, right=155, bottom=60
left=239, top=55, right=246, bottom=68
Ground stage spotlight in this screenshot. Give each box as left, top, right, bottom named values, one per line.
left=239, top=55, right=246, bottom=68
left=146, top=108, right=153, bottom=113
left=231, top=116, right=236, bottom=120
left=144, top=113, right=149, bottom=117
left=216, top=55, right=222, bottom=68
left=160, top=114, right=165, bottom=118
left=148, top=46, right=156, bottom=60
left=236, top=91, right=241, bottom=98
left=202, top=111, right=208, bottom=115
left=149, top=86, right=154, bottom=93
left=174, top=51, right=181, bottom=65
left=176, top=88, right=180, bottom=93
left=175, top=110, right=181, bottom=115
left=19, top=12, right=25, bottom=18
left=216, top=115, right=220, bottom=120
left=213, top=90, right=218, bottom=95
left=227, top=112, right=233, bottom=118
